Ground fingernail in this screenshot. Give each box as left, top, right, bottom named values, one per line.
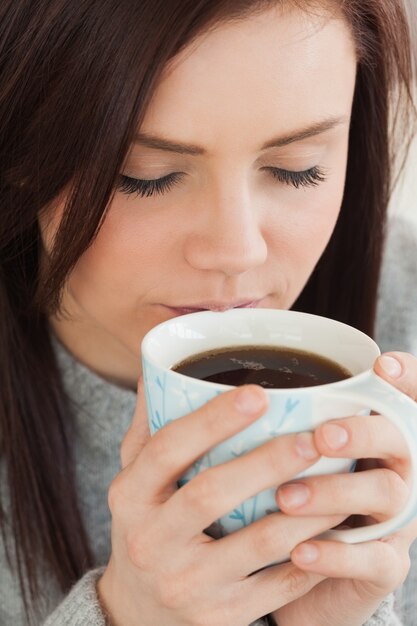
left=295, top=432, right=319, bottom=460
left=321, top=423, right=349, bottom=450
left=379, top=355, right=402, bottom=379
left=278, top=483, right=310, bottom=508
left=294, top=543, right=319, bottom=563
left=234, top=387, right=267, bottom=415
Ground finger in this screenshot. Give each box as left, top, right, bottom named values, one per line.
left=290, top=536, right=410, bottom=592
left=374, top=352, right=417, bottom=402
left=132, top=385, right=269, bottom=502
left=313, top=414, right=409, bottom=477
left=205, top=512, right=345, bottom=580
left=120, top=377, right=151, bottom=468
left=163, top=430, right=320, bottom=538
left=276, top=468, right=409, bottom=521
left=241, top=561, right=325, bottom=623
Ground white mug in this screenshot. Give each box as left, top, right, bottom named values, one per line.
left=141, top=308, right=417, bottom=542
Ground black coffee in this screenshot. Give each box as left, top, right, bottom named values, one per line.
left=172, top=346, right=351, bottom=389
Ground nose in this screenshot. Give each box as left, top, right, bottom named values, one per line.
left=183, top=186, right=268, bottom=276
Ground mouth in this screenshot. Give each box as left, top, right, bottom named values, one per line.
left=163, top=298, right=265, bottom=315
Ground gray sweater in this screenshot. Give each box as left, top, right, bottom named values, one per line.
left=0, top=216, right=416, bottom=625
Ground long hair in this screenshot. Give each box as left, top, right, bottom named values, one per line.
left=0, top=0, right=415, bottom=622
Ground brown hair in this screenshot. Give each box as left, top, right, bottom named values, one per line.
left=0, top=0, right=415, bottom=622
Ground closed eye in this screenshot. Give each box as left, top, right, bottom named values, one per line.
left=117, top=165, right=327, bottom=198
left=117, top=173, right=184, bottom=197
left=265, top=165, right=327, bottom=188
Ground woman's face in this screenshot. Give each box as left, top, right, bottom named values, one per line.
left=43, top=4, right=357, bottom=388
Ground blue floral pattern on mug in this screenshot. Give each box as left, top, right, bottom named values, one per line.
left=143, top=354, right=331, bottom=534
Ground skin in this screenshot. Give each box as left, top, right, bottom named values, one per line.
left=38, top=4, right=417, bottom=626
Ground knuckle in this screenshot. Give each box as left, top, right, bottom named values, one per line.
left=251, top=516, right=285, bottom=561
left=264, top=438, right=287, bottom=476
left=144, top=420, right=182, bottom=473
left=378, top=541, right=411, bottom=588
left=395, top=551, right=411, bottom=586
left=150, top=424, right=177, bottom=467
left=379, top=469, right=409, bottom=515
left=374, top=543, right=397, bottom=587
left=107, top=472, right=128, bottom=516
left=185, top=471, right=221, bottom=516
left=125, top=527, right=154, bottom=571
left=398, top=549, right=411, bottom=584
left=281, top=567, right=313, bottom=600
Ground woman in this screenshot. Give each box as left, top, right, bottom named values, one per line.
left=1, top=1, right=416, bottom=624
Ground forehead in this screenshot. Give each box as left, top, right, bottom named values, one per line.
left=141, top=5, right=357, bottom=149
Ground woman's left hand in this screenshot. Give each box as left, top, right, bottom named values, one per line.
left=272, top=352, right=417, bottom=626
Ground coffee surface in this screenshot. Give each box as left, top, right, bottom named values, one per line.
left=172, top=345, right=351, bottom=388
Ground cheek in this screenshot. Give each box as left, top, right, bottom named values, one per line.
left=265, top=171, right=346, bottom=307
left=300, top=186, right=343, bottom=249
left=64, top=193, right=178, bottom=310
left=270, top=182, right=344, bottom=261
left=293, top=158, right=348, bottom=257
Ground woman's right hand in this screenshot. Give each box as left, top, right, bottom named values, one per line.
left=97, top=382, right=343, bottom=626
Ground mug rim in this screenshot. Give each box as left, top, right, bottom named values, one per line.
left=141, top=308, right=381, bottom=394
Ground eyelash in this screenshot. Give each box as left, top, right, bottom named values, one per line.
left=118, top=172, right=183, bottom=197
left=118, top=166, right=326, bottom=198
left=267, top=166, right=327, bottom=189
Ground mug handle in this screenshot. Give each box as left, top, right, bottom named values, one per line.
left=319, top=368, right=417, bottom=543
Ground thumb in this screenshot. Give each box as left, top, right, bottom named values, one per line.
left=374, top=351, right=417, bottom=402
left=120, top=376, right=151, bottom=469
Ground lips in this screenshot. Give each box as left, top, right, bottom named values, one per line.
left=165, top=299, right=264, bottom=314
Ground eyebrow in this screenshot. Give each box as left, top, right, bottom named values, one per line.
left=133, top=115, right=349, bottom=156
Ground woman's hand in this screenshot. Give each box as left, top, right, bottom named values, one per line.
left=97, top=381, right=343, bottom=626
left=272, top=352, right=417, bottom=626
